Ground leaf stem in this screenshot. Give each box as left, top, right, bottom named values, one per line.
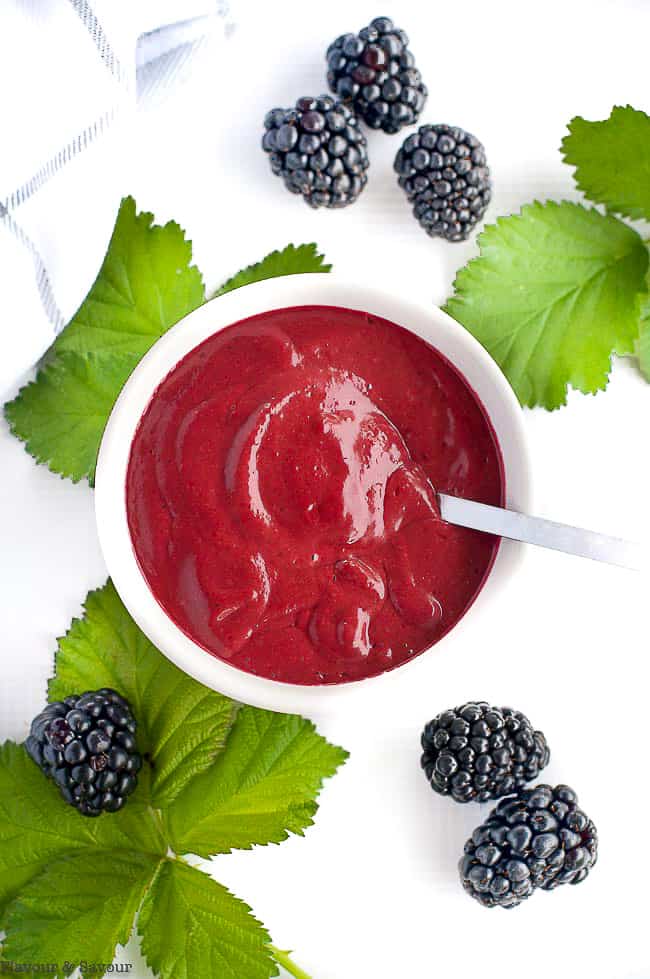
left=269, top=945, right=312, bottom=979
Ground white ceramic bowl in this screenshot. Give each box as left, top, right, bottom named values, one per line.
left=95, top=275, right=531, bottom=713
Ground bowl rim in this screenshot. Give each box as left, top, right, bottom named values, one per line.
left=95, top=273, right=532, bottom=713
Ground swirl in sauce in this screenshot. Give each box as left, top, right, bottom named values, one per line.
left=126, top=306, right=503, bottom=684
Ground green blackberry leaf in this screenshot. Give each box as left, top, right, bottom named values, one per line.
left=5, top=197, right=204, bottom=486
left=165, top=706, right=348, bottom=857
left=0, top=742, right=165, bottom=925
left=562, top=106, right=650, bottom=220
left=138, top=860, right=278, bottom=979
left=444, top=201, right=648, bottom=409
left=3, top=851, right=160, bottom=979
left=2, top=223, right=340, bottom=977
left=213, top=243, right=331, bottom=297
left=640, top=325, right=650, bottom=380
left=4, top=351, right=135, bottom=486
left=48, top=581, right=237, bottom=809
left=638, top=264, right=650, bottom=381
left=53, top=196, right=205, bottom=359
left=4, top=204, right=330, bottom=488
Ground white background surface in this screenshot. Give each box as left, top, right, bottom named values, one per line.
left=1, top=1, right=649, bottom=977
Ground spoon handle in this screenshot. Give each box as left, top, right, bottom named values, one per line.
left=438, top=493, right=645, bottom=572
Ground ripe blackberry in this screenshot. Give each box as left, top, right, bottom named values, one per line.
left=326, top=16, right=427, bottom=134
left=394, top=124, right=491, bottom=241
left=25, top=689, right=142, bottom=817
left=460, top=784, right=598, bottom=909
left=421, top=702, right=549, bottom=803
left=262, top=96, right=369, bottom=208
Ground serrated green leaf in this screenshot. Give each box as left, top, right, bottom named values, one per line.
left=0, top=742, right=165, bottom=925
left=562, top=105, right=650, bottom=221
left=165, top=707, right=348, bottom=857
left=138, top=860, right=278, bottom=979
left=4, top=196, right=205, bottom=485
left=2, top=224, right=345, bottom=978
left=637, top=262, right=650, bottom=382
left=53, top=196, right=205, bottom=359
left=444, top=201, right=649, bottom=409
left=3, top=851, right=159, bottom=978
left=4, top=226, right=330, bottom=487
left=48, top=581, right=237, bottom=808
left=639, top=324, right=650, bottom=379
left=213, top=244, right=331, bottom=297
left=4, top=352, right=135, bottom=485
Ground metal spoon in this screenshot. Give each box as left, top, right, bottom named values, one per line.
left=439, top=494, right=646, bottom=572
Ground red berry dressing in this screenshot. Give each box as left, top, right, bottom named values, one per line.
left=126, top=306, right=504, bottom=685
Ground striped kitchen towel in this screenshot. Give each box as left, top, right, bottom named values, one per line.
left=0, top=0, right=234, bottom=398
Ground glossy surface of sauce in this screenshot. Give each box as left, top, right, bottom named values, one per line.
left=126, top=306, right=503, bottom=684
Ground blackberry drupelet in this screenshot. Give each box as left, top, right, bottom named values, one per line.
left=262, top=96, right=369, bottom=208
left=394, top=124, right=491, bottom=241
left=460, top=784, right=598, bottom=908
left=326, top=16, right=427, bottom=134
left=421, top=702, right=549, bottom=803
left=25, top=688, right=142, bottom=817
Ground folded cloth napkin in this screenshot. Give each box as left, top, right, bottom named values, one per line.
left=0, top=0, right=234, bottom=399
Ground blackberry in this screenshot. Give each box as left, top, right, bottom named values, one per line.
left=394, top=124, right=491, bottom=241
left=421, top=702, right=549, bottom=803
left=262, top=96, right=369, bottom=208
left=460, top=784, right=598, bottom=908
left=25, top=689, right=142, bottom=817
left=326, top=17, right=427, bottom=134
